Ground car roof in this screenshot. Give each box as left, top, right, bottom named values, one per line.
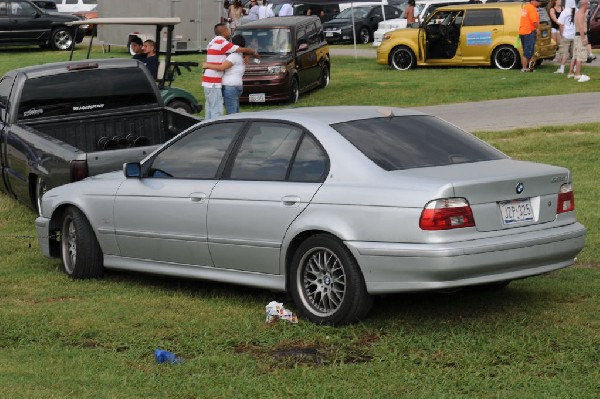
left=9, top=58, right=139, bottom=79
left=240, top=16, right=321, bottom=28
left=437, top=2, right=523, bottom=10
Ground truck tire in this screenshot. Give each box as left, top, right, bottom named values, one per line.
left=60, top=206, right=104, bottom=279
left=35, top=177, right=47, bottom=217
left=167, top=100, right=194, bottom=114
left=50, top=27, right=75, bottom=51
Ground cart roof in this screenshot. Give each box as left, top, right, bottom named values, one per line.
left=66, top=17, right=181, bottom=26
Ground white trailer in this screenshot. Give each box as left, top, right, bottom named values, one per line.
left=96, top=0, right=224, bottom=52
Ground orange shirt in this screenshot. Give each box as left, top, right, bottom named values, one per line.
left=519, top=3, right=540, bottom=35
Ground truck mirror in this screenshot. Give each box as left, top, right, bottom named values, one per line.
left=123, top=162, right=141, bottom=178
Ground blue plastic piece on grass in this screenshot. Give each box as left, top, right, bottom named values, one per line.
left=154, top=349, right=183, bottom=364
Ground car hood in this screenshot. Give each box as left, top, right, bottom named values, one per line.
left=323, top=19, right=357, bottom=28
left=44, top=12, right=82, bottom=22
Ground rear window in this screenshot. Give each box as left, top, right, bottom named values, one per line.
left=332, top=115, right=506, bottom=171
left=18, top=67, right=158, bottom=120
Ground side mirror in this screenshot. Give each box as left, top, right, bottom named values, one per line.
left=123, top=162, right=141, bottom=178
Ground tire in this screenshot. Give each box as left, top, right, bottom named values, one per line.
left=167, top=100, right=194, bottom=114
left=358, top=27, right=371, bottom=44
left=50, top=27, right=75, bottom=51
left=290, top=234, right=373, bottom=325
left=35, top=177, right=47, bottom=217
left=289, top=77, right=299, bottom=104
left=492, top=45, right=519, bottom=70
left=390, top=46, right=416, bottom=70
left=60, top=207, right=103, bottom=279
left=319, top=64, right=330, bottom=89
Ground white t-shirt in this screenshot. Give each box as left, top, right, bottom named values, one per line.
left=222, top=53, right=245, bottom=87
left=279, top=3, right=293, bottom=16
left=558, top=8, right=576, bottom=40
left=258, top=5, right=274, bottom=19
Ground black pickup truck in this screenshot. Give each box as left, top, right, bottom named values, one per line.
left=0, top=58, right=202, bottom=214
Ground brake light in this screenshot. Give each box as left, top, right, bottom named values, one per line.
left=419, top=198, right=475, bottom=230
left=70, top=160, right=89, bottom=182
left=557, top=183, right=575, bottom=214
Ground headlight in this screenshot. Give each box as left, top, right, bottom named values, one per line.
left=267, top=66, right=287, bottom=74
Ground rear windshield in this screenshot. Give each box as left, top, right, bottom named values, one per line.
left=18, top=67, right=158, bottom=120
left=332, top=115, right=506, bottom=171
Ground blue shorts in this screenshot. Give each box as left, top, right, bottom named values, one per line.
left=520, top=31, right=537, bottom=59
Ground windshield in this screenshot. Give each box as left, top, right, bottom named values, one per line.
left=234, top=28, right=292, bottom=55
left=335, top=7, right=370, bottom=19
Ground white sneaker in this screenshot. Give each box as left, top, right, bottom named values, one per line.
left=577, top=75, right=590, bottom=83
left=567, top=74, right=575, bottom=78
left=554, top=68, right=564, bottom=74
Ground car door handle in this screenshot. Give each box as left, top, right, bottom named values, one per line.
left=281, top=195, right=300, bottom=207
left=190, top=193, right=207, bottom=203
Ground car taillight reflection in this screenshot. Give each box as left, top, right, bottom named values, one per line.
left=419, top=198, right=475, bottom=230
left=70, top=160, right=89, bottom=182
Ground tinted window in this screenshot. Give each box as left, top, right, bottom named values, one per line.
left=463, top=9, right=503, bottom=26
left=332, top=116, right=506, bottom=171
left=11, top=1, right=36, bottom=15
left=0, top=2, right=7, bottom=15
left=289, top=135, right=328, bottom=182
left=18, top=67, right=158, bottom=120
left=148, top=122, right=242, bottom=179
left=229, top=122, right=303, bottom=181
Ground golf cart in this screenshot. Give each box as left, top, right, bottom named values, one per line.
left=67, top=17, right=201, bottom=114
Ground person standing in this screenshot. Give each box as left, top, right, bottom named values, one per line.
left=228, top=0, right=244, bottom=32
left=142, top=39, right=159, bottom=79
left=257, top=0, right=274, bottom=19
left=573, top=0, right=591, bottom=82
left=403, top=0, right=416, bottom=24
left=547, top=0, right=563, bottom=49
left=202, top=23, right=258, bottom=119
left=519, top=0, right=541, bottom=72
left=279, top=1, right=293, bottom=17
left=555, top=0, right=576, bottom=75
left=203, top=35, right=247, bottom=115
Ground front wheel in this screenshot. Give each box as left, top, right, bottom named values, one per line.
left=60, top=207, right=104, bottom=279
left=289, top=77, right=299, bottom=104
left=50, top=28, right=75, bottom=51
left=492, top=45, right=519, bottom=70
left=390, top=46, right=416, bottom=70
left=290, top=234, right=373, bottom=325
left=167, top=100, right=194, bottom=114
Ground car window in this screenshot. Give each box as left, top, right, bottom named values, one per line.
left=305, top=22, right=318, bottom=45
left=385, top=5, right=401, bottom=18
left=332, top=115, right=506, bottom=171
left=229, top=122, right=303, bottom=181
left=66, top=0, right=76, bottom=4
left=11, top=1, right=36, bottom=15
left=148, top=122, right=242, bottom=179
left=235, top=28, right=292, bottom=55
left=462, top=9, right=503, bottom=26
left=0, top=2, right=7, bottom=16
left=289, top=135, right=328, bottom=182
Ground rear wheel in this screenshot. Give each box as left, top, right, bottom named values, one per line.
left=289, top=77, right=299, bottom=103
left=290, top=234, right=373, bottom=325
left=492, top=45, right=519, bottom=70
left=50, top=27, right=75, bottom=51
left=358, top=27, right=371, bottom=44
left=319, top=64, right=330, bottom=88
left=167, top=100, right=194, bottom=114
left=390, top=46, right=416, bottom=70
left=60, top=207, right=103, bottom=279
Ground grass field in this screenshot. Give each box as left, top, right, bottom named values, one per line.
left=0, top=44, right=599, bottom=398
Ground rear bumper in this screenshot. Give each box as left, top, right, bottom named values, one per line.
left=346, top=222, right=586, bottom=294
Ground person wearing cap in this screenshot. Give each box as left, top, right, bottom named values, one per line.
left=572, top=0, right=591, bottom=82
left=519, top=0, right=541, bottom=72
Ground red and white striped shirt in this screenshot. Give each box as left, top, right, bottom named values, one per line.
left=202, top=36, right=239, bottom=88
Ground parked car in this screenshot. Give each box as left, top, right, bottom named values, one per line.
left=234, top=16, right=330, bottom=104
left=272, top=2, right=341, bottom=22
left=35, top=106, right=586, bottom=325
left=377, top=3, right=556, bottom=70
left=0, top=0, right=85, bottom=50
left=53, top=0, right=96, bottom=13
left=31, top=0, right=59, bottom=13
left=373, top=0, right=471, bottom=46
left=323, top=5, right=402, bottom=44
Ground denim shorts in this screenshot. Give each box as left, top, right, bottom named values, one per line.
left=520, top=31, right=537, bottom=59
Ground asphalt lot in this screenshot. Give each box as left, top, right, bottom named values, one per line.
left=331, top=48, right=600, bottom=132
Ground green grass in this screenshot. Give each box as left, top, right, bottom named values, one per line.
left=1, top=45, right=599, bottom=398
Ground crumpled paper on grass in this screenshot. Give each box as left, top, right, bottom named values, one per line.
left=265, top=301, right=298, bottom=324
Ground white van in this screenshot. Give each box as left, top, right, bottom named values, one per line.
left=54, top=0, right=97, bottom=13
left=372, top=0, right=471, bottom=46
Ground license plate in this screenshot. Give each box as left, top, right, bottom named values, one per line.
left=326, top=32, right=333, bottom=37
left=499, top=198, right=534, bottom=225
left=249, top=93, right=265, bottom=103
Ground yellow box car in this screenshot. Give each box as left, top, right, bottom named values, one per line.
left=377, top=3, right=556, bottom=70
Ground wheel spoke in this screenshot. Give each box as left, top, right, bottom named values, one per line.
left=300, top=247, right=346, bottom=314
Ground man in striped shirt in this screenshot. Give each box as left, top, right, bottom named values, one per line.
left=203, top=23, right=259, bottom=119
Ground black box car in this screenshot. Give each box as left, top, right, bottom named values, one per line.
left=323, top=4, right=402, bottom=44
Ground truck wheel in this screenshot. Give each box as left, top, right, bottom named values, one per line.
left=290, top=234, right=373, bottom=325
left=60, top=206, right=103, bottom=279
left=50, top=28, right=75, bottom=51
left=289, top=77, right=299, bottom=104
left=35, top=177, right=47, bottom=217
left=390, top=46, right=416, bottom=70
left=492, top=45, right=519, bottom=70
left=167, top=100, right=194, bottom=114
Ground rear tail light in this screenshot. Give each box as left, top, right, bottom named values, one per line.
left=70, top=160, right=89, bottom=182
left=557, top=183, right=575, bottom=214
left=419, top=198, right=475, bottom=230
